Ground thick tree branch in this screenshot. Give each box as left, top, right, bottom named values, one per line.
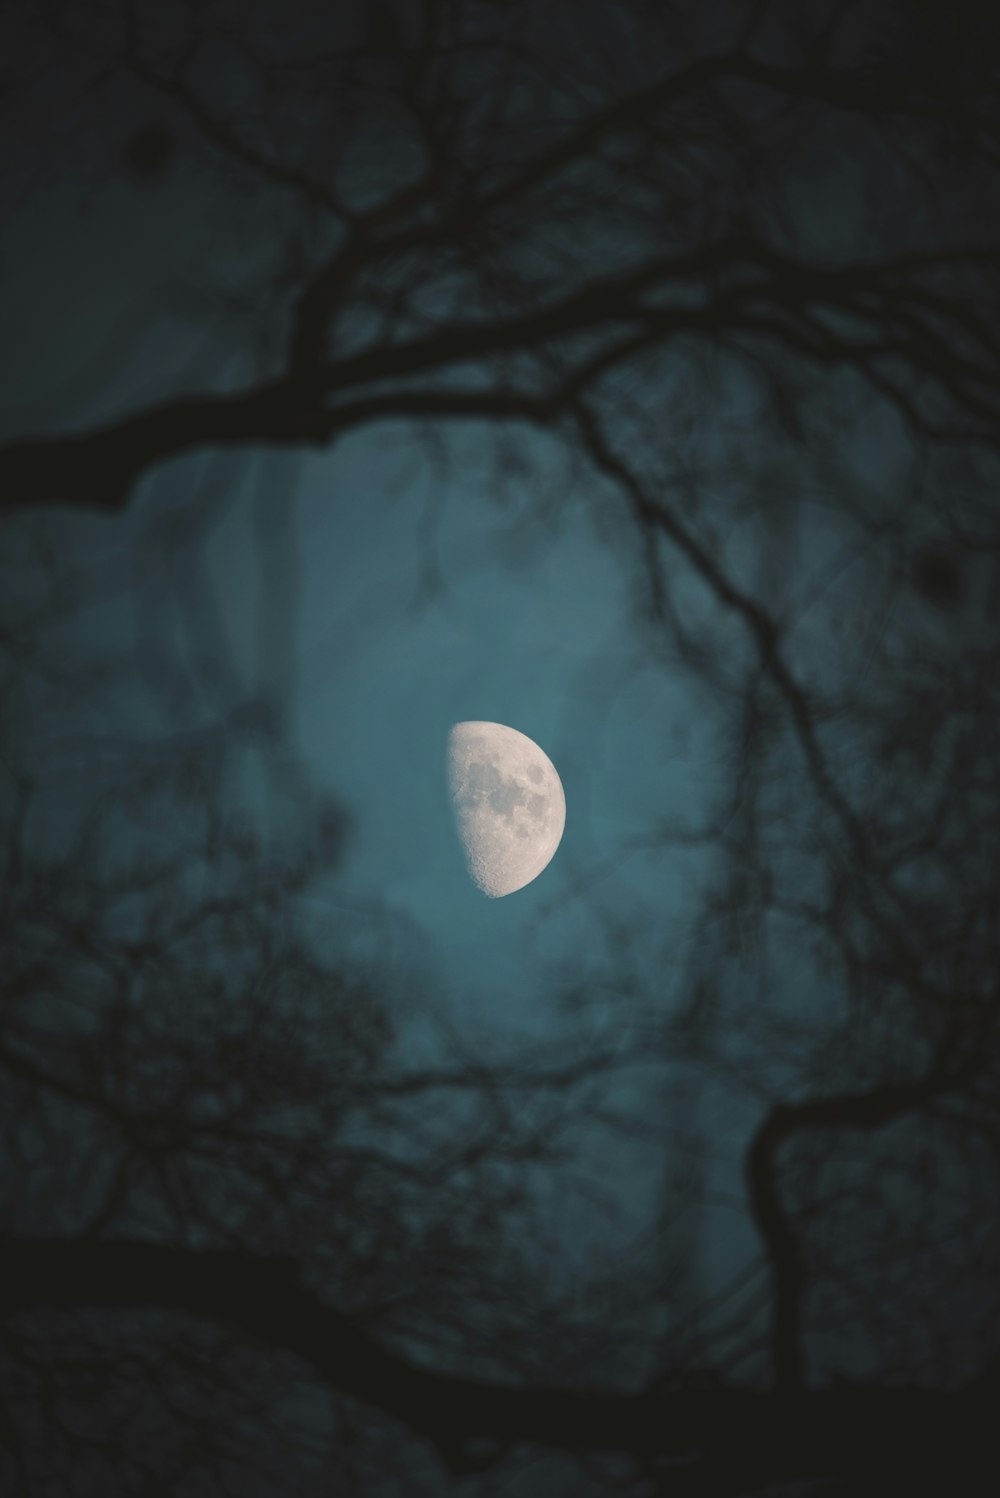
left=0, top=1237, right=992, bottom=1485
left=0, top=383, right=323, bottom=514
left=747, top=1057, right=974, bottom=1392
left=4, top=237, right=1000, bottom=513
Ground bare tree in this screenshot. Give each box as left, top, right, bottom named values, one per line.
left=2, top=2, right=1000, bottom=1494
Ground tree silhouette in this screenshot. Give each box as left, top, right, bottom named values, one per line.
left=2, top=2, right=1000, bottom=1494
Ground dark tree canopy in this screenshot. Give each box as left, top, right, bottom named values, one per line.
left=2, top=2, right=1000, bottom=1495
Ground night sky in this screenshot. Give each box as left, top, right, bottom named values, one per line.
left=2, top=3, right=1000, bottom=1495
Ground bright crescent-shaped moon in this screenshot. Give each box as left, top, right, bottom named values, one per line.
left=447, top=721, right=566, bottom=898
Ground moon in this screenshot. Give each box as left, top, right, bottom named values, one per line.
left=447, top=721, right=566, bottom=898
